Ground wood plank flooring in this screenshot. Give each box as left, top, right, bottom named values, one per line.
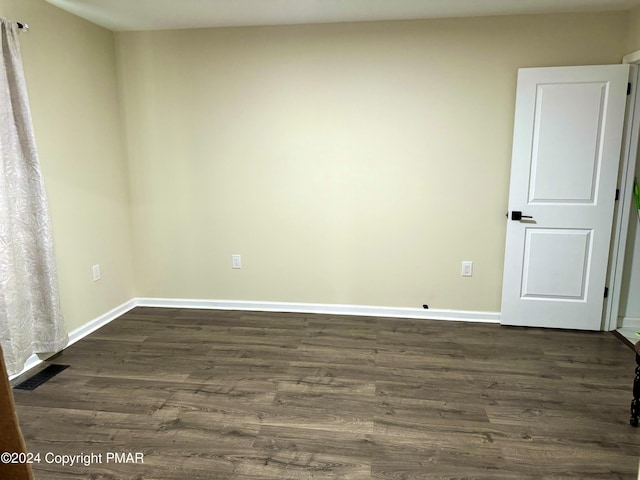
left=8, top=307, right=640, bottom=479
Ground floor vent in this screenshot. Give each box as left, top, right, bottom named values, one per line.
left=13, top=364, right=69, bottom=391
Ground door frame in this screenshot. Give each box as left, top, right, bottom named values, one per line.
left=604, top=55, right=640, bottom=331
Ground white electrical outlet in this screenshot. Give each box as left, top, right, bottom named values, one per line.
left=232, top=254, right=242, bottom=269
left=92, top=264, right=101, bottom=282
left=461, top=261, right=473, bottom=277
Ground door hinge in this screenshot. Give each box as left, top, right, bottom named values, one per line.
left=604, top=287, right=609, bottom=298
left=628, top=83, right=632, bottom=95
left=616, top=188, right=620, bottom=201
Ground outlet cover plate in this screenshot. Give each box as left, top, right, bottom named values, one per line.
left=462, top=261, right=473, bottom=277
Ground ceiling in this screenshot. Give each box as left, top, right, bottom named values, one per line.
left=46, top=0, right=640, bottom=32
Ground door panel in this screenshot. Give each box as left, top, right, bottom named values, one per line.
left=501, top=65, right=629, bottom=330
left=521, top=228, right=591, bottom=300
left=529, top=83, right=606, bottom=203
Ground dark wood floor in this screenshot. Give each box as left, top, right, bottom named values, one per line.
left=9, top=307, right=640, bottom=479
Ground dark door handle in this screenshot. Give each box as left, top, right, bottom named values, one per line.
left=511, top=211, right=533, bottom=221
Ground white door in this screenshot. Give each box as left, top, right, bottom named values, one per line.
left=501, top=65, right=629, bottom=330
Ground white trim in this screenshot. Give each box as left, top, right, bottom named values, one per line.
left=9, top=299, right=137, bottom=381
left=605, top=65, right=640, bottom=331
left=9, top=355, right=45, bottom=382
left=66, top=299, right=137, bottom=346
left=620, top=316, right=640, bottom=329
left=135, top=297, right=501, bottom=323
left=623, top=50, right=640, bottom=65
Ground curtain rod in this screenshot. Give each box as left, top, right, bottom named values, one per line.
left=17, top=22, right=29, bottom=32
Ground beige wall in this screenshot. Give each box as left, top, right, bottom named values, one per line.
left=627, top=5, right=640, bottom=53
left=116, top=12, right=627, bottom=312
left=0, top=3, right=631, bottom=324
left=0, top=0, right=135, bottom=331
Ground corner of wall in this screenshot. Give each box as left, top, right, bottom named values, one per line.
left=625, top=5, right=640, bottom=55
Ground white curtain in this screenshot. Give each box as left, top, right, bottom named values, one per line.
left=0, top=18, right=67, bottom=376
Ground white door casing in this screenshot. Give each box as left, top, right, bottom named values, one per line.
left=501, top=65, right=629, bottom=330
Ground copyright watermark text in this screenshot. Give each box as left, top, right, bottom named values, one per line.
left=1, top=451, right=144, bottom=466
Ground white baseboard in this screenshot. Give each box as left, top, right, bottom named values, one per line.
left=9, top=299, right=137, bottom=381
left=66, top=299, right=137, bottom=347
left=135, top=297, right=501, bottom=323
left=620, top=316, right=640, bottom=329
left=9, top=297, right=499, bottom=381
left=9, top=354, right=45, bottom=382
